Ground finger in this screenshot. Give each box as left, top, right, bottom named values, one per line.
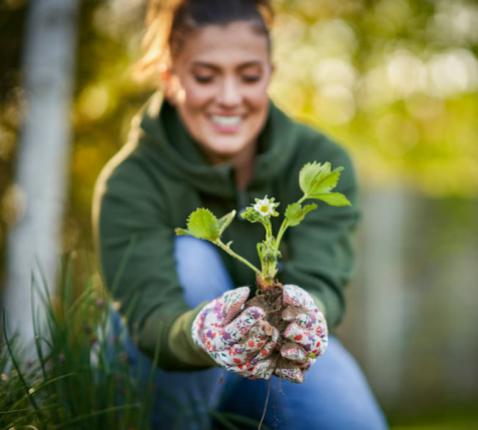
left=220, top=306, right=265, bottom=347
left=283, top=322, right=317, bottom=352
left=280, top=342, right=307, bottom=363
left=310, top=333, right=328, bottom=357
left=240, top=320, right=279, bottom=363
left=245, top=357, right=276, bottom=380
left=298, top=358, right=314, bottom=371
left=222, top=287, right=251, bottom=324
left=274, top=366, right=304, bottom=384
left=201, top=287, right=253, bottom=344
left=281, top=305, right=306, bottom=322
left=251, top=325, right=280, bottom=363
left=227, top=355, right=275, bottom=380
left=239, top=320, right=275, bottom=349
left=283, top=284, right=315, bottom=310
left=315, top=320, right=328, bottom=340
left=295, top=310, right=320, bottom=329
left=225, top=326, right=269, bottom=366
left=253, top=339, right=277, bottom=362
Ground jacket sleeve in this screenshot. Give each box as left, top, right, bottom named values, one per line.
left=92, top=155, right=213, bottom=370
left=278, top=137, right=361, bottom=329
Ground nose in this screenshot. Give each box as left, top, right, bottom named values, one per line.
left=216, top=77, right=242, bottom=107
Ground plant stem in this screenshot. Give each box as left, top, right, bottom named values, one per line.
left=214, top=240, right=261, bottom=276
left=298, top=194, right=307, bottom=205
left=274, top=194, right=309, bottom=253
left=274, top=220, right=288, bottom=251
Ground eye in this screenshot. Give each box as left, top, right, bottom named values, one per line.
left=194, top=75, right=214, bottom=84
left=242, top=75, right=261, bottom=83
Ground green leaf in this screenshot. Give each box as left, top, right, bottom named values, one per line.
left=285, top=202, right=318, bottom=226
left=309, top=192, right=351, bottom=206
left=218, top=210, right=236, bottom=236
left=186, top=208, right=220, bottom=241
left=299, top=162, right=344, bottom=196
left=299, top=162, right=330, bottom=194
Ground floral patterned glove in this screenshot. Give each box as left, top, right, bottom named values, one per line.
left=192, top=287, right=279, bottom=380
left=274, top=284, right=328, bottom=383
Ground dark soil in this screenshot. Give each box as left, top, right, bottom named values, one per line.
left=246, top=283, right=287, bottom=333
left=244, top=281, right=299, bottom=372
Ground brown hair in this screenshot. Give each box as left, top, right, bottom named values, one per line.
left=135, top=0, right=274, bottom=85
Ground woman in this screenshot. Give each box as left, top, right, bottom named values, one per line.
left=92, top=0, right=388, bottom=428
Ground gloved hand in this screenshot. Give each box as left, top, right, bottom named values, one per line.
left=192, top=287, right=279, bottom=379
left=274, top=284, right=328, bottom=383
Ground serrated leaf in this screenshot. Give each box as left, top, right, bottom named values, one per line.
left=218, top=210, right=236, bottom=236
left=299, top=162, right=330, bottom=194
left=317, top=168, right=343, bottom=193
left=186, top=208, right=220, bottom=241
left=301, top=203, right=318, bottom=219
left=299, top=162, right=344, bottom=196
left=309, top=192, right=351, bottom=207
left=285, top=202, right=318, bottom=226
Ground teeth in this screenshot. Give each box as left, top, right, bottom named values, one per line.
left=211, top=115, right=241, bottom=126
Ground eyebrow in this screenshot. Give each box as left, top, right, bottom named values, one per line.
left=191, top=61, right=263, bottom=71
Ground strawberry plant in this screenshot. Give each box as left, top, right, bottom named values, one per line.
left=176, top=161, right=351, bottom=363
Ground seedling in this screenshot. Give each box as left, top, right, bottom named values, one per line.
left=175, top=161, right=351, bottom=366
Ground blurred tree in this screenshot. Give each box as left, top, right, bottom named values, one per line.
left=3, top=0, right=79, bottom=349
left=0, top=0, right=27, bottom=294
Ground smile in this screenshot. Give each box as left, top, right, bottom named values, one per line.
left=209, top=115, right=243, bottom=134
left=210, top=115, right=242, bottom=126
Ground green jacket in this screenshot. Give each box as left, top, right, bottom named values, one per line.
left=92, top=93, right=360, bottom=371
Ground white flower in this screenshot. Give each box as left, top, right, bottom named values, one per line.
left=253, top=196, right=278, bottom=217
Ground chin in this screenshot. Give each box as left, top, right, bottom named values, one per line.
left=222, top=144, right=250, bottom=156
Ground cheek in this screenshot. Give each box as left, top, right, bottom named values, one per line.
left=245, top=84, right=270, bottom=110
left=182, top=82, right=214, bottom=111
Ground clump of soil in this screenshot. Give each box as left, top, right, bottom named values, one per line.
left=244, top=277, right=298, bottom=371
left=246, top=281, right=287, bottom=333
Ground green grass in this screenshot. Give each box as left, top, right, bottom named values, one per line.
left=0, top=256, right=266, bottom=430
left=0, top=256, right=154, bottom=429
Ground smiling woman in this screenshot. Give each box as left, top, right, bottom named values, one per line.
left=163, top=21, right=273, bottom=185
left=92, top=1, right=388, bottom=429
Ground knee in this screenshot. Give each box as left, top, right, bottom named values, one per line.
left=174, top=236, right=233, bottom=307
left=280, top=337, right=388, bottom=429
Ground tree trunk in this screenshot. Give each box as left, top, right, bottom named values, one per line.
left=4, top=0, right=79, bottom=350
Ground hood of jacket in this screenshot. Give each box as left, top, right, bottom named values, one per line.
left=135, top=92, right=303, bottom=198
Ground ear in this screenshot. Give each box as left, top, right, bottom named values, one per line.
left=159, top=66, right=177, bottom=104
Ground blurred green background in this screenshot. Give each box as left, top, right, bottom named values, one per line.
left=1, top=0, right=477, bottom=428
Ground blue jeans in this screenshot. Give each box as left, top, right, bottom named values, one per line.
left=113, top=236, right=388, bottom=430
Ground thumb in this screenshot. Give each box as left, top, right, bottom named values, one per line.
left=283, top=284, right=315, bottom=310
left=222, top=286, right=251, bottom=324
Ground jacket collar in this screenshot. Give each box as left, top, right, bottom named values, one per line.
left=137, top=92, right=300, bottom=197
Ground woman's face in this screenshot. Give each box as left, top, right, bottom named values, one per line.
left=164, top=21, right=273, bottom=164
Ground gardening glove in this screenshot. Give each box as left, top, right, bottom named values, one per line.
left=192, top=287, right=280, bottom=380
left=274, top=284, right=328, bottom=383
